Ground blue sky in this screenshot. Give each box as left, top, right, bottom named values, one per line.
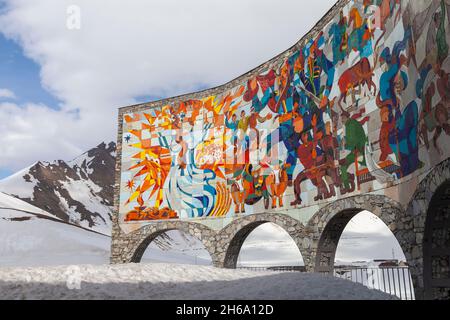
left=0, top=33, right=62, bottom=178
left=0, top=33, right=60, bottom=109
left=0, top=168, right=12, bottom=179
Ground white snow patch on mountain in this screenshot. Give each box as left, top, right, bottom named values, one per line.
left=60, top=178, right=111, bottom=234
left=0, top=192, right=56, bottom=219
left=0, top=165, right=37, bottom=200
left=0, top=142, right=116, bottom=236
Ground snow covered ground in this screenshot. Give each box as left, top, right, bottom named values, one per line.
left=0, top=191, right=406, bottom=300
left=0, top=263, right=397, bottom=300
left=0, top=209, right=111, bottom=267
left=0, top=192, right=213, bottom=267
left=0, top=192, right=111, bottom=267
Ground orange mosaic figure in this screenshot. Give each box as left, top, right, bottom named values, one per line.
left=124, top=196, right=178, bottom=221
left=266, top=163, right=289, bottom=209
left=125, top=207, right=178, bottom=222
left=230, top=172, right=247, bottom=214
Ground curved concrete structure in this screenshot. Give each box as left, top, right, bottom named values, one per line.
left=112, top=0, right=450, bottom=299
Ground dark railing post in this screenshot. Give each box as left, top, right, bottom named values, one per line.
left=378, top=269, right=382, bottom=291
left=386, top=268, right=392, bottom=296
left=404, top=268, right=408, bottom=300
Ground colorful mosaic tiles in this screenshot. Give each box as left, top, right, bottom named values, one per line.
left=118, top=0, right=450, bottom=223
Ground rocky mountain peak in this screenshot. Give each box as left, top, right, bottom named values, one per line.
left=0, top=142, right=117, bottom=235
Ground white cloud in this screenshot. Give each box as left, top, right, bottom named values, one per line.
left=0, top=88, right=16, bottom=99
left=0, top=0, right=336, bottom=171
left=0, top=102, right=85, bottom=171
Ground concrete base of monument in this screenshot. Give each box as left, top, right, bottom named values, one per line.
left=0, top=263, right=396, bottom=300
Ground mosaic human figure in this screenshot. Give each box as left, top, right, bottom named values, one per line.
left=339, top=110, right=367, bottom=193
left=436, top=68, right=450, bottom=105
left=376, top=30, right=411, bottom=163
left=420, top=82, right=436, bottom=150
left=427, top=0, right=449, bottom=70
left=347, top=6, right=373, bottom=58
left=317, top=122, right=342, bottom=198
left=370, top=0, right=402, bottom=50
left=420, top=81, right=450, bottom=155
left=290, top=131, right=328, bottom=206
left=433, top=69, right=450, bottom=151
left=243, top=71, right=277, bottom=113
left=225, top=112, right=239, bottom=163
left=236, top=110, right=251, bottom=164
left=305, top=32, right=335, bottom=102
left=247, top=107, right=272, bottom=150
left=264, top=61, right=300, bottom=183
left=328, top=10, right=348, bottom=66
left=230, top=171, right=247, bottom=214
left=265, top=163, right=289, bottom=209
left=394, top=100, right=420, bottom=176
left=252, top=166, right=270, bottom=209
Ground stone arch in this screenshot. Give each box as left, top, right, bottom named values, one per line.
left=306, top=194, right=407, bottom=273
left=215, top=213, right=307, bottom=268
left=405, top=158, right=450, bottom=300
left=112, top=221, right=217, bottom=264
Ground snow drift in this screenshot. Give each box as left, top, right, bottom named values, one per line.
left=0, top=263, right=397, bottom=300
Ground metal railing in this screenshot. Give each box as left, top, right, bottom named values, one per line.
left=333, top=266, right=415, bottom=300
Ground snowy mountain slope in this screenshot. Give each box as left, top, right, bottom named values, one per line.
left=0, top=142, right=116, bottom=235
left=0, top=141, right=206, bottom=253
left=0, top=165, right=38, bottom=200
left=0, top=209, right=111, bottom=267
left=0, top=190, right=210, bottom=267
left=0, top=191, right=58, bottom=220
left=0, top=192, right=111, bottom=267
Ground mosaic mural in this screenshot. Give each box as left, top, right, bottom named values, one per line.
left=119, top=0, right=450, bottom=224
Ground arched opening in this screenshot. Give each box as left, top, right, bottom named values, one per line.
left=131, top=229, right=212, bottom=265
left=224, top=221, right=304, bottom=270
left=237, top=223, right=305, bottom=270
left=317, top=210, right=414, bottom=299
left=423, top=180, right=450, bottom=300
left=335, top=211, right=406, bottom=265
